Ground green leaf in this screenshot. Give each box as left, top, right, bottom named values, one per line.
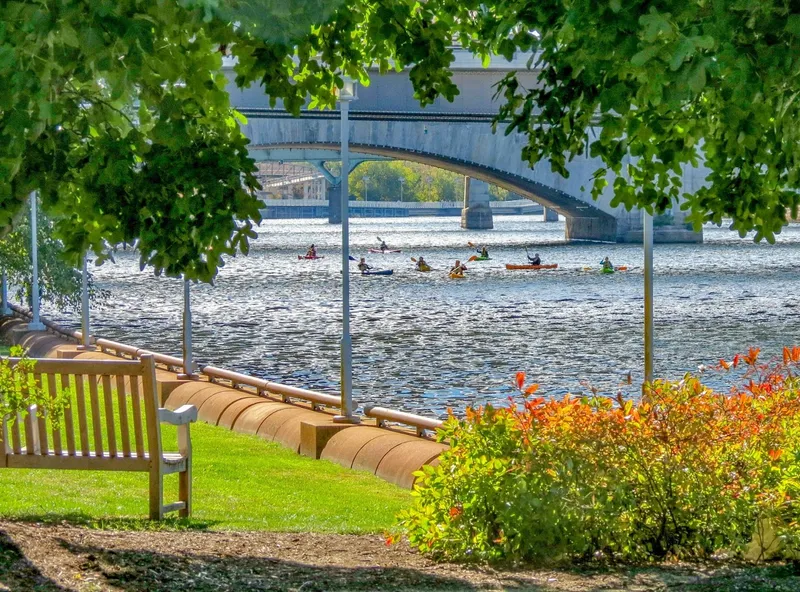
left=786, top=14, right=800, bottom=36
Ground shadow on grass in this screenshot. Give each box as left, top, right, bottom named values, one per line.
left=0, top=511, right=219, bottom=532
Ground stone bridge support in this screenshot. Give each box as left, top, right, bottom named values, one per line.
left=543, top=207, right=559, bottom=222
left=327, top=183, right=342, bottom=224
left=461, top=177, right=493, bottom=230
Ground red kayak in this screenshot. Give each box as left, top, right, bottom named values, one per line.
left=368, top=248, right=402, bottom=254
left=298, top=255, right=324, bottom=260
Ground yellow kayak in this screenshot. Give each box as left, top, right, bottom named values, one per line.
left=417, top=264, right=432, bottom=272
left=449, top=272, right=465, bottom=279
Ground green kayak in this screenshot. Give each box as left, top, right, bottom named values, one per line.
left=601, top=267, right=615, bottom=274
left=473, top=256, right=491, bottom=261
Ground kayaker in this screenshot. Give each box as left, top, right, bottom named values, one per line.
left=450, top=260, right=468, bottom=275
left=528, top=252, right=541, bottom=265
left=602, top=256, right=614, bottom=271
left=358, top=257, right=372, bottom=274
left=306, top=244, right=317, bottom=258
left=477, top=245, right=489, bottom=258
left=416, top=256, right=430, bottom=272
left=379, top=240, right=388, bottom=252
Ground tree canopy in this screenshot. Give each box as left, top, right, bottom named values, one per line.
left=3, top=0, right=799, bottom=284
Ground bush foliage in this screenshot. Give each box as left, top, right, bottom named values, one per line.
left=399, top=348, right=800, bottom=562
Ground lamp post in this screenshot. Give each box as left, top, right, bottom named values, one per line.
left=362, top=175, right=370, bottom=202
left=78, top=252, right=92, bottom=349
left=399, top=177, right=406, bottom=202
left=28, top=192, right=44, bottom=331
left=1, top=271, right=10, bottom=316
left=334, top=76, right=359, bottom=423
left=643, top=210, right=654, bottom=386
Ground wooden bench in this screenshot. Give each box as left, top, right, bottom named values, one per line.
left=0, top=354, right=197, bottom=520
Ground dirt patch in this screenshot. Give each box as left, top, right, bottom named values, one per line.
left=0, top=520, right=797, bottom=591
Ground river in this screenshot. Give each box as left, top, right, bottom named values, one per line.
left=47, top=215, right=800, bottom=418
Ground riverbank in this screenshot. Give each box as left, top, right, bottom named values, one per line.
left=2, top=520, right=798, bottom=591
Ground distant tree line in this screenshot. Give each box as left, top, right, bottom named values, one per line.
left=346, top=161, right=512, bottom=202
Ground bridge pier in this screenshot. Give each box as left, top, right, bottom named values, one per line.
left=461, top=177, right=493, bottom=230
left=543, top=207, right=559, bottom=222
left=565, top=216, right=618, bottom=242
left=327, top=183, right=342, bottom=224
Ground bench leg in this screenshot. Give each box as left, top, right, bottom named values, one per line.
left=149, top=467, right=163, bottom=520
left=179, top=459, right=191, bottom=518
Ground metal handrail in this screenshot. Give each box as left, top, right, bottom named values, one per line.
left=364, top=405, right=444, bottom=437
left=201, top=365, right=341, bottom=410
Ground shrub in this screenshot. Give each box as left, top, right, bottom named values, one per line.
left=0, top=346, right=63, bottom=422
left=398, top=350, right=800, bottom=563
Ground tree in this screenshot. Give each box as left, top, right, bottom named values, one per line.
left=259, top=0, right=800, bottom=241
left=0, top=206, right=107, bottom=310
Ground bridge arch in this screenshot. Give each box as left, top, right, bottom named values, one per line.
left=244, top=116, right=624, bottom=241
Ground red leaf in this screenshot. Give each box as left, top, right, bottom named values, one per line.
left=525, top=384, right=540, bottom=395
left=515, top=371, right=526, bottom=390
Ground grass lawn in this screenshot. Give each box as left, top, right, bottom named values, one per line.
left=0, top=420, right=411, bottom=533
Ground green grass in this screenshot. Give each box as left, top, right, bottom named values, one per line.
left=0, top=420, right=411, bottom=533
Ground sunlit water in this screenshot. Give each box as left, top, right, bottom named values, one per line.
left=45, top=215, right=800, bottom=418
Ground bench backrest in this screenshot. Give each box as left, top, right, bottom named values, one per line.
left=1, top=355, right=161, bottom=468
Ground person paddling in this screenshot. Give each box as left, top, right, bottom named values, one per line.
left=477, top=245, right=489, bottom=258
left=602, top=256, right=614, bottom=271
left=528, top=252, right=541, bottom=265
left=306, top=244, right=317, bottom=258
left=358, top=257, right=372, bottom=274
left=379, top=239, right=389, bottom=252
left=416, top=256, right=431, bottom=272
left=450, top=260, right=468, bottom=275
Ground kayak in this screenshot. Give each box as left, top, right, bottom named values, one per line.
left=601, top=267, right=615, bottom=274
left=473, top=256, right=491, bottom=261
left=449, top=272, right=465, bottom=279
left=298, top=255, right=324, bottom=260
left=416, top=266, right=432, bottom=272
left=368, top=248, right=402, bottom=254
left=362, top=269, right=393, bottom=276
left=505, top=263, right=559, bottom=270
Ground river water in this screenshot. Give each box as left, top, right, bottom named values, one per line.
left=47, top=215, right=800, bottom=418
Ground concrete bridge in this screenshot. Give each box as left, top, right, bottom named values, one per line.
left=226, top=51, right=702, bottom=243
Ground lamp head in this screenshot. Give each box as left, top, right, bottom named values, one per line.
left=336, top=76, right=358, bottom=102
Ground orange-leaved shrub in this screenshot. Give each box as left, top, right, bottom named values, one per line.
left=398, top=348, right=800, bottom=562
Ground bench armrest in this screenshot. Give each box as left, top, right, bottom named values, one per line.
left=158, top=405, right=198, bottom=425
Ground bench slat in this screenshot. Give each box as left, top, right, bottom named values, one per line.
left=60, top=374, right=76, bottom=456
left=34, top=374, right=48, bottom=455
left=130, top=377, right=145, bottom=458
left=4, top=358, right=146, bottom=376
left=116, top=375, right=131, bottom=457
left=24, top=405, right=36, bottom=455
left=7, top=452, right=150, bottom=472
left=11, top=411, right=22, bottom=455
left=75, top=375, right=89, bottom=456
left=47, top=374, right=62, bottom=456
left=88, top=376, right=104, bottom=455
left=102, top=375, right=117, bottom=457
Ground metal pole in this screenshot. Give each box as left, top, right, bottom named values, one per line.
left=336, top=97, right=357, bottom=423
left=182, top=278, right=194, bottom=378
left=28, top=192, right=44, bottom=331
left=1, top=271, right=10, bottom=315
left=80, top=252, right=91, bottom=348
left=400, top=179, right=404, bottom=202
left=643, top=210, right=654, bottom=386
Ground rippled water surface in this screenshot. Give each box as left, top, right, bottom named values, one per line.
left=47, top=216, right=800, bottom=417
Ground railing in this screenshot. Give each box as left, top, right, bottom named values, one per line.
left=365, top=405, right=444, bottom=437
left=4, top=305, right=445, bottom=436
left=201, top=365, right=341, bottom=411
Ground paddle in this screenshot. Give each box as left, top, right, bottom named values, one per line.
left=468, top=255, right=478, bottom=262
left=467, top=241, right=475, bottom=247
left=349, top=256, right=357, bottom=262
left=410, top=257, right=417, bottom=262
